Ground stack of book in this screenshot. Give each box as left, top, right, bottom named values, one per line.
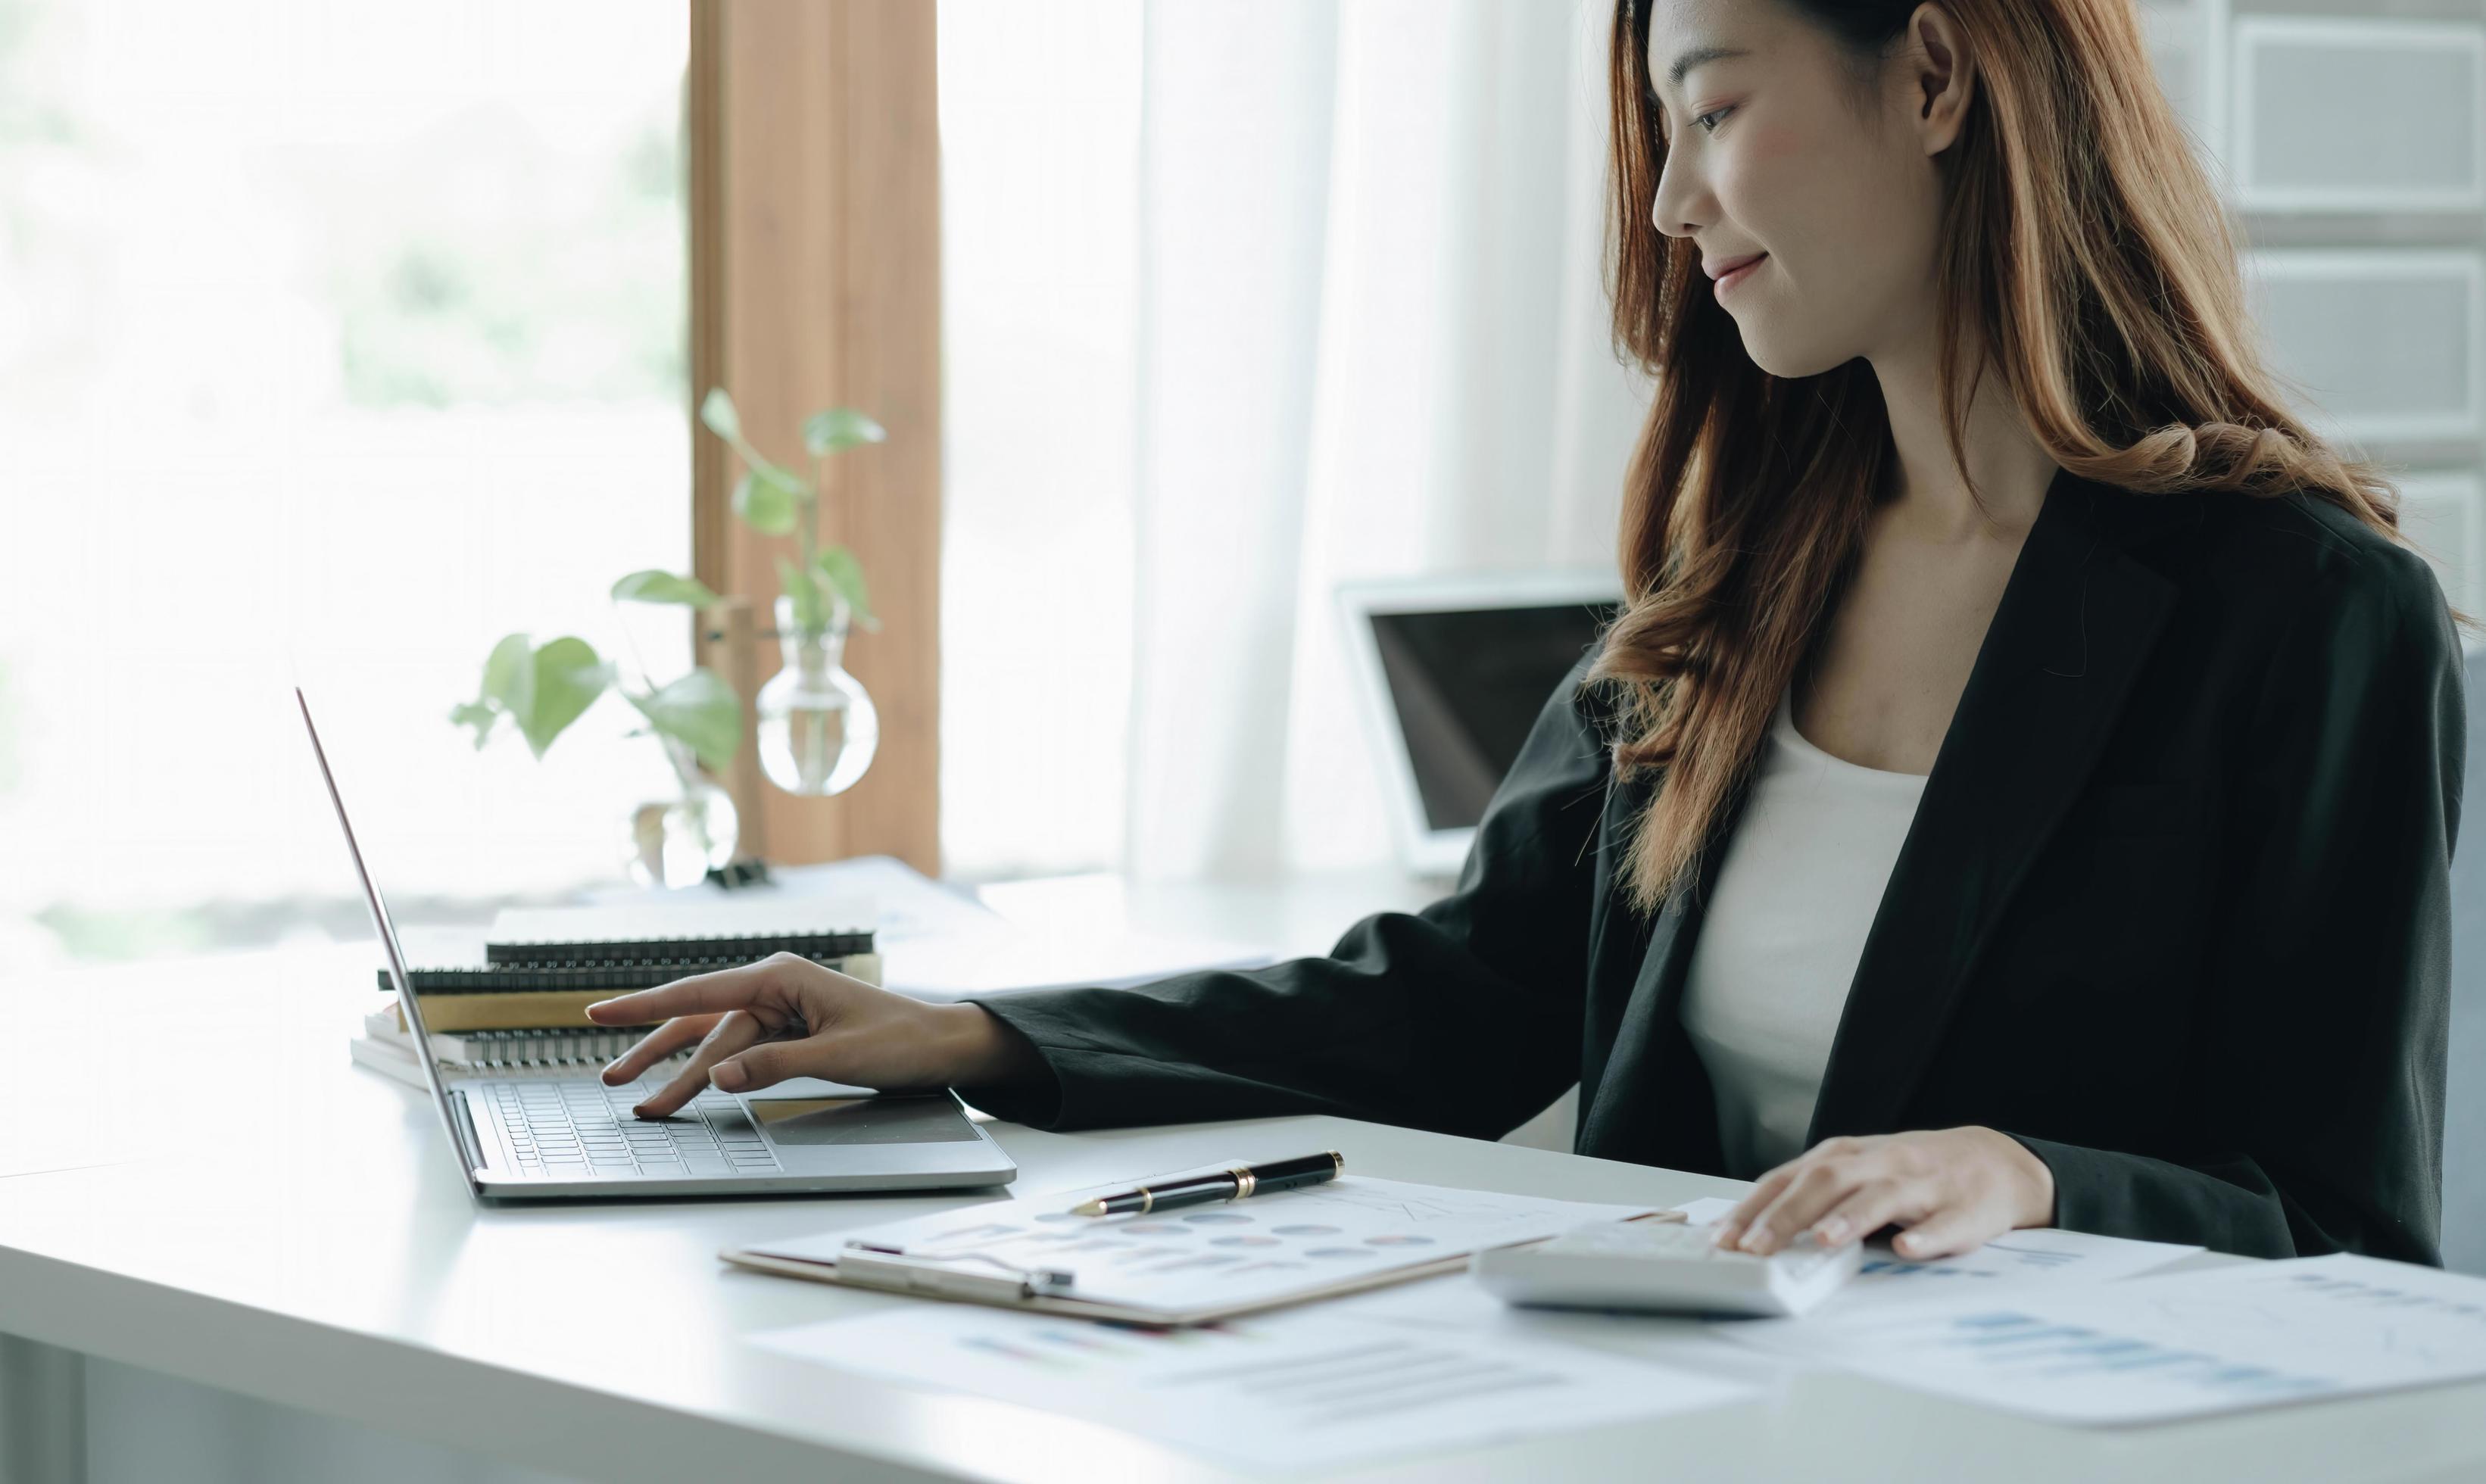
left=351, top=900, right=879, bottom=1090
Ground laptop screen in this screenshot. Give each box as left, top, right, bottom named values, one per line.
left=1368, top=602, right=1619, bottom=831
left=295, top=688, right=479, bottom=1186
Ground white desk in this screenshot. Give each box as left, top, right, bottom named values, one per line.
left=5, top=898, right=2486, bottom=1482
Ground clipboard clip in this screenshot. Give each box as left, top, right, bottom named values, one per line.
left=837, top=1242, right=1078, bottom=1302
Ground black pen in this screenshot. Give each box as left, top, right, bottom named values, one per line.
left=1070, top=1151, right=1345, bottom=1217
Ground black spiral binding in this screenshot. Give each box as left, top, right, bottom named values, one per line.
left=376, top=949, right=866, bottom=996
left=485, top=930, right=875, bottom=967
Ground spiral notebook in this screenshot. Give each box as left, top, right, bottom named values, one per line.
left=353, top=1000, right=883, bottom=1094
left=382, top=899, right=881, bottom=1033
left=377, top=951, right=880, bottom=1029
left=484, top=897, right=875, bottom=964
left=363, top=1009, right=685, bottom=1068
left=353, top=1018, right=689, bottom=1085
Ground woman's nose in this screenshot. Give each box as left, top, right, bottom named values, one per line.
left=1651, top=151, right=1701, bottom=239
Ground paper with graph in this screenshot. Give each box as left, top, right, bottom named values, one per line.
left=1722, top=1252, right=2486, bottom=1423
left=1840, top=1227, right=2200, bottom=1305
left=1668, top=1196, right=2200, bottom=1312
left=732, top=1176, right=1655, bottom=1320
left=753, top=1302, right=1752, bottom=1470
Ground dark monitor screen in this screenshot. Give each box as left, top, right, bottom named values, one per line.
left=1368, top=601, right=1619, bottom=831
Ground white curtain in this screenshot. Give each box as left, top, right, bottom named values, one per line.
left=1119, top=0, right=1654, bottom=882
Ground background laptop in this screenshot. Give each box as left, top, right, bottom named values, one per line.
left=1335, top=571, right=1623, bottom=878
left=297, top=688, right=1018, bottom=1201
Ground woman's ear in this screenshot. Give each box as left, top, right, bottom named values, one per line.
left=1904, top=2, right=1977, bottom=157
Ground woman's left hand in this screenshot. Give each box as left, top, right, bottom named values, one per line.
left=1711, top=1127, right=2057, bottom=1260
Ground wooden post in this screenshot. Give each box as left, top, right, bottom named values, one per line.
left=685, top=0, right=942, bottom=876
left=701, top=595, right=767, bottom=865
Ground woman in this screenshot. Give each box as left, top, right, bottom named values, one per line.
left=590, top=0, right=2470, bottom=1264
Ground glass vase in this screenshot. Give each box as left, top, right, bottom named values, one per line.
left=757, top=593, right=879, bottom=797
left=625, top=734, right=741, bottom=888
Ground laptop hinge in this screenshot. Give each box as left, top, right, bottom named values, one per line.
left=446, top=1088, right=489, bottom=1174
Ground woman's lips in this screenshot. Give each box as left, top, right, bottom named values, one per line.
left=1714, top=253, right=1767, bottom=295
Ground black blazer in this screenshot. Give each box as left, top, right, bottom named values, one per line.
left=969, top=468, right=2467, bottom=1263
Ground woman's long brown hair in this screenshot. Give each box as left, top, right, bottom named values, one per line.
left=1590, top=0, right=2479, bottom=919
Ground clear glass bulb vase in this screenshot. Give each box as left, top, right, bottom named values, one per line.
left=757, top=593, right=879, bottom=797
left=625, top=734, right=741, bottom=888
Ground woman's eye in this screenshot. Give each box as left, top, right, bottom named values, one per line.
left=1693, top=105, right=1733, bottom=134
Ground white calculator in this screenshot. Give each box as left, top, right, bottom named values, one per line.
left=1474, top=1216, right=1863, bottom=1317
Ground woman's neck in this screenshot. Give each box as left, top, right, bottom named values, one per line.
left=1867, top=321, right=2059, bottom=546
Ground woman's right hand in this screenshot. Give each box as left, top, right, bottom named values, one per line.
left=585, top=952, right=1043, bottom=1119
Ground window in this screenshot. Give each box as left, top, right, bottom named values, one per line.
left=934, top=0, right=1142, bottom=881
left=0, top=0, right=691, bottom=961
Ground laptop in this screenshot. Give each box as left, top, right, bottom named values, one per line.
left=1333, top=571, right=1622, bottom=877
left=298, top=687, right=1018, bottom=1201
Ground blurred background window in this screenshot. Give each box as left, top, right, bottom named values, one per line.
left=0, top=0, right=691, bottom=966
left=934, top=0, right=1141, bottom=884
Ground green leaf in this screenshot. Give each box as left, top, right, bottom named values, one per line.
left=813, top=544, right=880, bottom=631
left=448, top=634, right=533, bottom=748
left=801, top=407, right=887, bottom=457
left=626, top=667, right=743, bottom=773
left=448, top=699, right=501, bottom=749
left=733, top=465, right=809, bottom=536
left=451, top=634, right=610, bottom=758
left=517, top=637, right=610, bottom=759
left=610, top=569, right=719, bottom=608
left=775, top=554, right=826, bottom=634
left=480, top=632, right=533, bottom=714
left=703, top=386, right=816, bottom=532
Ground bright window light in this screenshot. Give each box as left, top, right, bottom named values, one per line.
left=0, top=0, right=690, bottom=962
left=935, top=0, right=1143, bottom=883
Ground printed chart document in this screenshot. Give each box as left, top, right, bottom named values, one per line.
left=1669, top=1197, right=2201, bottom=1312
left=1721, top=1251, right=2486, bottom=1423
left=1324, top=1201, right=2198, bottom=1392
left=727, top=1176, right=1656, bottom=1323
left=752, top=1303, right=1753, bottom=1473
left=1328, top=1271, right=1803, bottom=1392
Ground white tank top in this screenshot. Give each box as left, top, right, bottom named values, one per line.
left=1677, top=683, right=1930, bottom=1178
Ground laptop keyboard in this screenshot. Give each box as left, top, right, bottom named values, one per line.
left=478, top=1079, right=784, bottom=1179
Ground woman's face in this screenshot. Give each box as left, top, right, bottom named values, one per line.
left=1645, top=0, right=1964, bottom=379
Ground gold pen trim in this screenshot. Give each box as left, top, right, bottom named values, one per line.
left=1227, top=1163, right=1256, bottom=1199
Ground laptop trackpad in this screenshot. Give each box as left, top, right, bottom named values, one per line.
left=748, top=1096, right=982, bottom=1146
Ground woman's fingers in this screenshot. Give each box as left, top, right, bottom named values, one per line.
left=599, top=1014, right=725, bottom=1083
left=1711, top=1128, right=2038, bottom=1259
left=1711, top=1165, right=1798, bottom=1248
left=1736, top=1157, right=1867, bottom=1255
left=599, top=1013, right=720, bottom=1086
left=635, top=1009, right=769, bottom=1118
left=1889, top=1205, right=2001, bottom=1260
left=711, top=1035, right=848, bottom=1094
left=585, top=956, right=793, bottom=1027
left=1801, top=1177, right=1919, bottom=1248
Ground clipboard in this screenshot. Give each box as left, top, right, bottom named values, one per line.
left=719, top=1174, right=1667, bottom=1325
left=720, top=1242, right=1486, bottom=1324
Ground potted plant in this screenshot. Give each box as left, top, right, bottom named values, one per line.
left=697, top=387, right=884, bottom=797
left=446, top=385, right=891, bottom=886
left=448, top=573, right=743, bottom=887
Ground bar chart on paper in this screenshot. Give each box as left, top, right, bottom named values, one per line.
left=1668, top=1197, right=2201, bottom=1311
left=1903, top=1308, right=2334, bottom=1402
left=1724, top=1252, right=2486, bottom=1423
left=1845, top=1229, right=2194, bottom=1293
left=753, top=1304, right=1752, bottom=1471
left=1863, top=1239, right=2079, bottom=1278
